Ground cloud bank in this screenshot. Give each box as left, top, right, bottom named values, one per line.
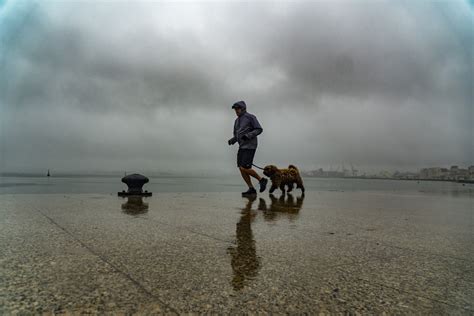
left=0, top=0, right=472, bottom=174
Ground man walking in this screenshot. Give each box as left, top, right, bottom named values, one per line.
left=228, top=101, right=268, bottom=196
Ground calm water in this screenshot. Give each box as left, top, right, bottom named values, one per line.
left=0, top=175, right=472, bottom=197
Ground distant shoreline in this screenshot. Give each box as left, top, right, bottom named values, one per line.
left=303, top=176, right=473, bottom=184
left=0, top=173, right=233, bottom=179
left=0, top=173, right=173, bottom=178
left=1, top=173, right=472, bottom=185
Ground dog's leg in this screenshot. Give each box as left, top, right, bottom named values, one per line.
left=279, top=194, right=285, bottom=203
left=296, top=177, right=305, bottom=193
left=299, top=184, right=305, bottom=193
left=258, top=198, right=267, bottom=211
left=270, top=178, right=281, bottom=194
left=269, top=184, right=277, bottom=194
left=269, top=194, right=277, bottom=203
left=279, top=183, right=286, bottom=194
left=287, top=182, right=294, bottom=192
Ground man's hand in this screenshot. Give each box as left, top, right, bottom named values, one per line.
left=228, top=137, right=237, bottom=145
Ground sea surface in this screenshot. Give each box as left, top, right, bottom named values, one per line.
left=0, top=175, right=472, bottom=197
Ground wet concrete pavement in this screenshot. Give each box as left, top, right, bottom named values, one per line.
left=0, top=191, right=473, bottom=314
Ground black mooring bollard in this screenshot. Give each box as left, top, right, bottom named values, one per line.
left=118, top=173, right=152, bottom=197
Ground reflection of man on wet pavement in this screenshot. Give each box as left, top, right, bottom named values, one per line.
left=227, top=194, right=305, bottom=290
left=227, top=196, right=261, bottom=290
left=228, top=101, right=268, bottom=196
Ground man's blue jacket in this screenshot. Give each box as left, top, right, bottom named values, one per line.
left=230, top=106, right=263, bottom=149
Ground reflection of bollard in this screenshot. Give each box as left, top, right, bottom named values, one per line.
left=121, top=196, right=149, bottom=215
left=118, top=173, right=152, bottom=197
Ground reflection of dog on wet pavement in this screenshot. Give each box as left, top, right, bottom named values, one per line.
left=262, top=164, right=305, bottom=194
left=258, top=193, right=304, bottom=222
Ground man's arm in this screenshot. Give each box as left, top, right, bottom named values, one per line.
left=243, top=115, right=263, bottom=140
left=228, top=120, right=238, bottom=145
left=228, top=136, right=237, bottom=145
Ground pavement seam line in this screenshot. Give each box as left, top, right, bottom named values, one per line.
left=36, top=209, right=180, bottom=314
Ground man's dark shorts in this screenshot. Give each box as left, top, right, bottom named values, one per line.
left=237, top=148, right=256, bottom=169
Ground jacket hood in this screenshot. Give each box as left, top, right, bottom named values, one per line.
left=232, top=100, right=247, bottom=111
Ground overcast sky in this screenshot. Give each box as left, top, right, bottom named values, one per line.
left=0, top=0, right=472, bottom=175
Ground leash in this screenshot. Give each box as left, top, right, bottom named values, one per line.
left=252, top=163, right=265, bottom=170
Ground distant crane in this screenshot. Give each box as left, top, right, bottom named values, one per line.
left=351, top=164, right=358, bottom=177
left=342, top=163, right=351, bottom=176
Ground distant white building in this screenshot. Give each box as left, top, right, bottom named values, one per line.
left=468, top=166, right=474, bottom=179
left=447, top=165, right=470, bottom=180
left=420, top=166, right=456, bottom=180
left=420, top=167, right=443, bottom=179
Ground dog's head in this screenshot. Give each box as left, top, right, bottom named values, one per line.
left=263, top=165, right=279, bottom=177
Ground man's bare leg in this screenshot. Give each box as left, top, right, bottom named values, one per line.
left=239, top=167, right=254, bottom=188
left=244, top=168, right=262, bottom=181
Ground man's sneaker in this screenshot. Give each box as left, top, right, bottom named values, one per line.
left=241, top=187, right=257, bottom=196
left=259, top=178, right=268, bottom=193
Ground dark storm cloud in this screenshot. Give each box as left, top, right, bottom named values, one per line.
left=1, top=4, right=230, bottom=114
left=223, top=1, right=472, bottom=106
left=0, top=0, right=472, bottom=174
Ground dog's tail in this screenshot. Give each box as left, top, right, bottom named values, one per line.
left=288, top=164, right=299, bottom=171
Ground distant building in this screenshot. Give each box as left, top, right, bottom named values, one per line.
left=304, top=168, right=345, bottom=178
left=393, top=171, right=418, bottom=180
left=456, top=168, right=469, bottom=180
left=420, top=167, right=451, bottom=180
left=468, top=166, right=474, bottom=179
left=304, top=164, right=473, bottom=181
left=440, top=168, right=449, bottom=179
left=450, top=166, right=459, bottom=178
left=377, top=171, right=393, bottom=178
left=419, top=165, right=472, bottom=180
left=449, top=165, right=471, bottom=180
left=420, top=167, right=442, bottom=179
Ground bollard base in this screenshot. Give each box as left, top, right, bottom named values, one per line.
left=118, top=191, right=152, bottom=197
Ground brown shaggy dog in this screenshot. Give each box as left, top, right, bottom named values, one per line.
left=263, top=164, right=305, bottom=194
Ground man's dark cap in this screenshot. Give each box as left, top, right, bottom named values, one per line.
left=231, top=101, right=247, bottom=110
